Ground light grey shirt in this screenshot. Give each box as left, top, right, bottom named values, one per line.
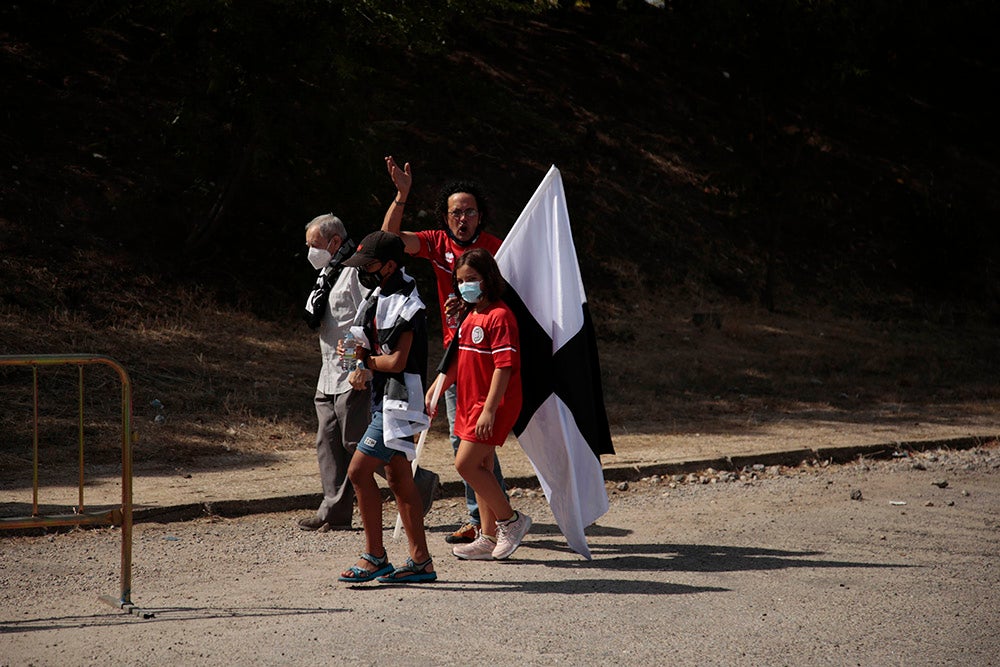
left=315, top=266, right=366, bottom=396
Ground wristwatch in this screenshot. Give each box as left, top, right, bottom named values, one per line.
left=353, top=360, right=366, bottom=373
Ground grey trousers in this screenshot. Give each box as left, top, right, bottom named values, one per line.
left=314, top=388, right=437, bottom=525
left=314, top=388, right=370, bottom=525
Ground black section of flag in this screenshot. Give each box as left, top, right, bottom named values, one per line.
left=502, top=282, right=614, bottom=458
left=499, top=281, right=553, bottom=434
left=435, top=307, right=472, bottom=376
left=552, top=302, right=614, bottom=456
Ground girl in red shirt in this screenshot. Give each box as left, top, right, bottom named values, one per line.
left=425, top=248, right=532, bottom=560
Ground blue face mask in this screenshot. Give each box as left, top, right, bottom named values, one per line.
left=458, top=281, right=482, bottom=303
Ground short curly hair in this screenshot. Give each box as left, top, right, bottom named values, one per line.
left=453, top=248, right=505, bottom=303
left=434, top=179, right=491, bottom=230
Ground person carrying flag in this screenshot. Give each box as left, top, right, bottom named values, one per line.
left=381, top=155, right=508, bottom=545
left=425, top=248, right=532, bottom=560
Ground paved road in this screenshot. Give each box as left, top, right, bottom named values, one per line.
left=2, top=445, right=999, bottom=666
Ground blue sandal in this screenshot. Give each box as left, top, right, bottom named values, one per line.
left=377, top=557, right=437, bottom=584
left=338, top=552, right=394, bottom=583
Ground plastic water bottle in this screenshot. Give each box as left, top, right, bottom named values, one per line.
left=340, top=331, right=356, bottom=371
left=445, top=293, right=459, bottom=330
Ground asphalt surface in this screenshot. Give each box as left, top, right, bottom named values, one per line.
left=2, top=440, right=999, bottom=667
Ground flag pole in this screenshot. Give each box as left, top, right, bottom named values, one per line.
left=393, top=373, right=445, bottom=540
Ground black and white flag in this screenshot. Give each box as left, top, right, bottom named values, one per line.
left=496, top=165, right=614, bottom=560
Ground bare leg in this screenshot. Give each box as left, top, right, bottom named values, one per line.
left=455, top=441, right=514, bottom=534
left=385, top=455, right=432, bottom=567
left=476, top=491, right=497, bottom=538
left=344, top=450, right=386, bottom=575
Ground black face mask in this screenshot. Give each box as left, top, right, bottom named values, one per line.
left=357, top=267, right=383, bottom=290
left=444, top=225, right=483, bottom=248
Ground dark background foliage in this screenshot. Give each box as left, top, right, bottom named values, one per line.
left=2, top=0, right=998, bottom=322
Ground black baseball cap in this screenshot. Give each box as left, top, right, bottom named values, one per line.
left=342, top=230, right=405, bottom=268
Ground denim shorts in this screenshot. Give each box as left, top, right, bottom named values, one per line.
left=356, top=410, right=412, bottom=463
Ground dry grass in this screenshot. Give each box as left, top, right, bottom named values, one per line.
left=0, top=290, right=319, bottom=469
left=2, top=287, right=999, bottom=479
left=591, top=294, right=1000, bottom=438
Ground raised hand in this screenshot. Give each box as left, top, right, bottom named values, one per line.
left=384, top=155, right=412, bottom=198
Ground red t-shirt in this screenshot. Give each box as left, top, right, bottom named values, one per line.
left=414, top=229, right=503, bottom=348
left=452, top=301, right=523, bottom=446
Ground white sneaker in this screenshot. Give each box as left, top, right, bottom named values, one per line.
left=492, top=511, right=531, bottom=559
left=452, top=532, right=497, bottom=560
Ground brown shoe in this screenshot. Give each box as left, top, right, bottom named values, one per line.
left=444, top=522, right=478, bottom=544
left=298, top=516, right=326, bottom=531
left=298, top=516, right=352, bottom=531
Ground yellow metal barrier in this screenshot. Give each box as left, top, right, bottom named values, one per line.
left=0, top=354, right=136, bottom=612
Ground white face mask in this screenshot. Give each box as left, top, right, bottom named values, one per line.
left=307, top=246, right=332, bottom=270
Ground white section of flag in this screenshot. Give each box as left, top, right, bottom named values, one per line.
left=497, top=167, right=587, bottom=352
left=518, top=394, right=609, bottom=559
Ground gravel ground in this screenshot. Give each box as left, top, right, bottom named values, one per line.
left=2, top=445, right=999, bottom=666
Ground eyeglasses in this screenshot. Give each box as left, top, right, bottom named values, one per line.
left=448, top=208, right=479, bottom=220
